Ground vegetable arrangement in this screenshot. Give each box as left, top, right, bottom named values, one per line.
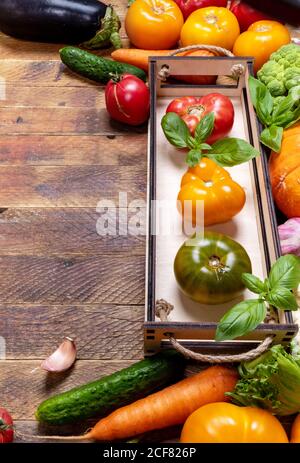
left=36, top=365, right=238, bottom=441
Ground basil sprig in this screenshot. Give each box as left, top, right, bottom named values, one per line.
left=249, top=76, right=300, bottom=153
left=161, top=112, right=259, bottom=168
left=215, top=254, right=300, bottom=342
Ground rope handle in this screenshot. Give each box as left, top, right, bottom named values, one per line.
left=157, top=44, right=245, bottom=85
left=155, top=299, right=273, bottom=363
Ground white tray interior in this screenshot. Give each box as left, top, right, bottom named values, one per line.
left=154, top=95, right=266, bottom=323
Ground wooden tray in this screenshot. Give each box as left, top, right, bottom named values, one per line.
left=144, top=56, right=298, bottom=356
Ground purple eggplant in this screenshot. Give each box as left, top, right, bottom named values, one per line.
left=0, top=0, right=122, bottom=49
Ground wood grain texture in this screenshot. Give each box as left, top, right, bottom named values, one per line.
left=0, top=255, right=145, bottom=304
left=0, top=305, right=144, bottom=359
left=0, top=208, right=145, bottom=255
left=0, top=0, right=151, bottom=444
left=0, top=134, right=147, bottom=166
left=0, top=165, right=146, bottom=207
left=0, top=107, right=148, bottom=135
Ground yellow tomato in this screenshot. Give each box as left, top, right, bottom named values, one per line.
left=291, top=414, right=300, bottom=443
left=180, top=403, right=289, bottom=443
left=125, top=0, right=184, bottom=50
left=180, top=7, right=240, bottom=51
left=233, top=20, right=291, bottom=73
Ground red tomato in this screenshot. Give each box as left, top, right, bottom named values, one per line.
left=105, top=74, right=150, bottom=126
left=174, top=0, right=227, bottom=20
left=166, top=93, right=234, bottom=144
left=0, top=408, right=14, bottom=444
left=230, top=0, right=272, bottom=32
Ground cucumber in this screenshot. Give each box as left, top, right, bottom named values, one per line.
left=60, top=46, right=147, bottom=84
left=36, top=350, right=185, bottom=425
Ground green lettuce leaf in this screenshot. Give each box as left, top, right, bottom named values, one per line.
left=228, top=345, right=300, bottom=415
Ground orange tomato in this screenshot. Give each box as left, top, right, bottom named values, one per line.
left=269, top=124, right=300, bottom=218
left=178, top=158, right=245, bottom=226
left=180, top=403, right=289, bottom=443
left=180, top=7, right=240, bottom=51
left=233, top=20, right=290, bottom=73
left=125, top=0, right=184, bottom=50
left=290, top=414, right=300, bottom=443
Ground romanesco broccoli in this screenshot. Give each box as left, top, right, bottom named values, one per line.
left=257, top=44, right=300, bottom=97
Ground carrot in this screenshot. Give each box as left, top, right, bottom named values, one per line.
left=111, top=48, right=217, bottom=85
left=111, top=49, right=172, bottom=72
left=33, top=365, right=238, bottom=442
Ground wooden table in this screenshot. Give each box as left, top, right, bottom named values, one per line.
left=0, top=0, right=153, bottom=442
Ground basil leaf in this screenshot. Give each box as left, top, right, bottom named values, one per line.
left=268, top=254, right=300, bottom=290
left=272, top=93, right=298, bottom=121
left=248, top=76, right=267, bottom=110
left=256, top=88, right=273, bottom=126
left=215, top=299, right=266, bottom=342
left=209, top=138, right=259, bottom=167
left=266, top=287, right=299, bottom=311
left=242, top=273, right=265, bottom=294
left=161, top=112, right=189, bottom=148
left=194, top=112, right=215, bottom=144
left=260, top=126, right=283, bottom=153
left=200, top=143, right=212, bottom=151
left=186, top=149, right=202, bottom=167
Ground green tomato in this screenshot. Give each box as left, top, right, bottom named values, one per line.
left=174, top=231, right=252, bottom=305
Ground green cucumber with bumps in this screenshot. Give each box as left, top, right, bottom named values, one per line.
left=60, top=46, right=147, bottom=84
left=36, top=350, right=185, bottom=425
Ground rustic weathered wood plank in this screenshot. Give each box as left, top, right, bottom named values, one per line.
left=0, top=305, right=144, bottom=359
left=0, top=208, right=145, bottom=255
left=0, top=135, right=147, bottom=166
left=2, top=86, right=105, bottom=108
left=0, top=360, right=136, bottom=420
left=0, top=255, right=145, bottom=304
left=0, top=107, right=148, bottom=135
left=0, top=165, right=146, bottom=207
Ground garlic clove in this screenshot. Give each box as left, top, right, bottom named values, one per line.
left=41, top=337, right=77, bottom=373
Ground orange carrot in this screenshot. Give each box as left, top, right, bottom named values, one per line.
left=111, top=48, right=217, bottom=85
left=35, top=365, right=238, bottom=442
left=111, top=48, right=172, bottom=72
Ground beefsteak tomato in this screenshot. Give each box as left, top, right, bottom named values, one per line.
left=233, top=20, right=291, bottom=73
left=269, top=123, right=300, bottom=218
left=180, top=403, right=289, bottom=443
left=166, top=93, right=234, bottom=143
left=105, top=73, right=150, bottom=126
left=180, top=7, right=240, bottom=51
left=230, top=0, right=272, bottom=32
left=125, top=0, right=184, bottom=50
left=178, top=158, right=246, bottom=226
left=174, top=0, right=227, bottom=21
left=0, top=408, right=13, bottom=444
left=174, top=230, right=252, bottom=304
